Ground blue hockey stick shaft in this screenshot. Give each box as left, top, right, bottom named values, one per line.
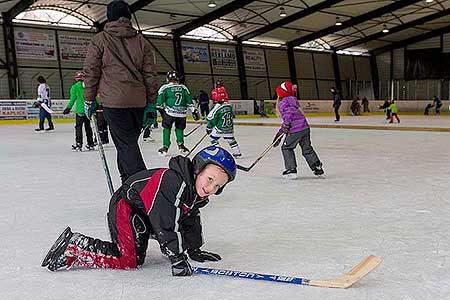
left=193, top=267, right=307, bottom=285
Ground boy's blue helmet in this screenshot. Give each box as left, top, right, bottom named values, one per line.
left=193, top=146, right=236, bottom=194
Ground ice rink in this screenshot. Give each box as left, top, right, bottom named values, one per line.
left=1, top=115, right=449, bottom=300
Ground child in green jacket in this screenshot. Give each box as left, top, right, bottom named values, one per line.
left=389, top=100, right=400, bottom=123
left=63, top=71, right=95, bottom=151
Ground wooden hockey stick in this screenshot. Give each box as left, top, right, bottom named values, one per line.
left=236, top=133, right=285, bottom=172
left=194, top=255, right=381, bottom=289
left=184, top=121, right=204, bottom=137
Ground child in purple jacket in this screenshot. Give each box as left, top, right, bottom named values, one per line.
left=272, top=82, right=324, bottom=179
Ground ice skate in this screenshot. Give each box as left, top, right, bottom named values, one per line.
left=178, top=144, right=190, bottom=155
left=71, top=143, right=82, bottom=152
left=42, top=227, right=73, bottom=269
left=35, top=128, right=44, bottom=132
left=143, top=136, right=155, bottom=142
left=86, top=144, right=95, bottom=151
left=158, top=146, right=168, bottom=157
left=232, top=153, right=242, bottom=159
left=282, top=168, right=297, bottom=180
left=45, top=127, right=54, bottom=132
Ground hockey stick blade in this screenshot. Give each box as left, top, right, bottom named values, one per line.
left=193, top=255, right=381, bottom=289
left=236, top=133, right=285, bottom=172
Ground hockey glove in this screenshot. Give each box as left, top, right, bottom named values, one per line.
left=63, top=108, right=71, bottom=115
left=84, top=100, right=97, bottom=120
left=192, top=109, right=200, bottom=121
left=143, top=103, right=157, bottom=127
left=272, top=132, right=283, bottom=148
left=206, top=127, right=213, bottom=134
left=170, top=253, right=193, bottom=276
left=32, top=101, right=42, bottom=108
left=188, top=248, right=221, bottom=263
left=281, top=123, right=291, bottom=134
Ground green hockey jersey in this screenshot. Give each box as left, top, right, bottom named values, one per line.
left=157, top=82, right=194, bottom=117
left=206, top=103, right=234, bottom=133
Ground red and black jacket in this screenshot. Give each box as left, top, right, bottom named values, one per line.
left=116, top=156, right=207, bottom=257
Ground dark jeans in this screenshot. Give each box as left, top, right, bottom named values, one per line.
left=200, top=103, right=209, bottom=118
left=143, top=126, right=152, bottom=138
left=334, top=104, right=341, bottom=121
left=281, top=128, right=321, bottom=171
left=103, top=107, right=146, bottom=183
left=39, top=108, right=53, bottom=130
left=75, top=114, right=94, bottom=146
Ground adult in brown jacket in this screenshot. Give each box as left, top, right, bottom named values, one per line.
left=83, top=0, right=158, bottom=183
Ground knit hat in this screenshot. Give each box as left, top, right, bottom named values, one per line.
left=107, top=0, right=131, bottom=22
left=276, top=81, right=297, bottom=98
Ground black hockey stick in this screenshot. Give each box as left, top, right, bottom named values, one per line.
left=184, top=120, right=205, bottom=137
left=185, top=132, right=208, bottom=157
left=92, top=114, right=114, bottom=196
left=236, top=133, right=285, bottom=172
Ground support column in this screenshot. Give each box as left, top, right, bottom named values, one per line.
left=54, top=30, right=65, bottom=99
left=172, top=33, right=184, bottom=83
left=369, top=51, right=380, bottom=100
left=287, top=43, right=298, bottom=86
left=331, top=49, right=342, bottom=98
left=235, top=40, right=248, bottom=99
left=2, top=12, right=18, bottom=99
left=390, top=50, right=394, bottom=100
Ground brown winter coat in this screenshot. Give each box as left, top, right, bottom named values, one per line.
left=83, top=18, right=158, bottom=108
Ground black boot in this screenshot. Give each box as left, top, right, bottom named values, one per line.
left=282, top=168, right=297, bottom=179
left=313, top=163, right=324, bottom=176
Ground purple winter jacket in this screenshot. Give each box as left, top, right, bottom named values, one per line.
left=278, top=96, right=309, bottom=134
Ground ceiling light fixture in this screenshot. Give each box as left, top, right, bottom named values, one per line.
left=382, top=24, right=389, bottom=33
left=279, top=6, right=287, bottom=17
left=208, top=0, right=217, bottom=8
left=425, top=0, right=434, bottom=3
left=335, top=16, right=342, bottom=26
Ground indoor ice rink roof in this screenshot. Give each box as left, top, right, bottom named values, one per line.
left=2, top=0, right=450, bottom=53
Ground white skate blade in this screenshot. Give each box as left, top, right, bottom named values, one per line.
left=158, top=151, right=168, bottom=157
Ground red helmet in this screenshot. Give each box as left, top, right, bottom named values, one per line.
left=276, top=81, right=297, bottom=98
left=74, top=71, right=85, bottom=82
left=212, top=86, right=229, bottom=103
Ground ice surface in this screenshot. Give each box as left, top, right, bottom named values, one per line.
left=1, top=116, right=449, bottom=299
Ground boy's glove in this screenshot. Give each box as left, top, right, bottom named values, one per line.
left=63, top=108, right=70, bottom=115
left=281, top=123, right=290, bottom=134
left=272, top=132, right=283, bottom=147
left=192, top=109, right=200, bottom=121
left=206, top=127, right=212, bottom=134
left=32, top=101, right=42, bottom=108
left=84, top=100, right=97, bottom=120
left=143, top=103, right=157, bottom=127
left=188, top=248, right=221, bottom=263
left=170, top=253, right=193, bottom=276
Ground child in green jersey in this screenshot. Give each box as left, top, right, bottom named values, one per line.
left=157, top=71, right=200, bottom=156
left=206, top=81, right=242, bottom=158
